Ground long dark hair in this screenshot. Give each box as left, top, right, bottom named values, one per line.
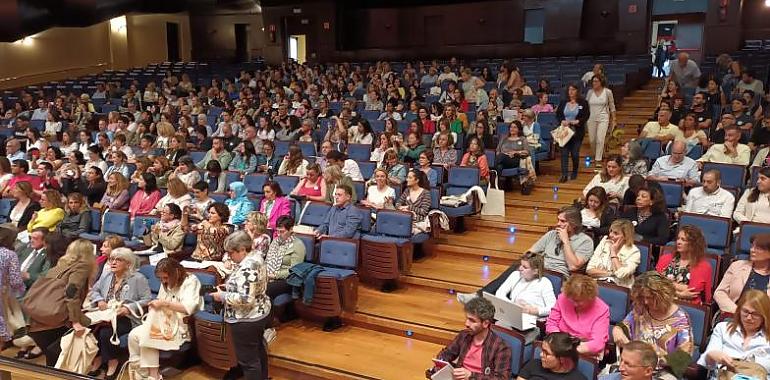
left=141, top=172, right=159, bottom=194
left=154, top=258, right=189, bottom=290
left=410, top=169, right=430, bottom=190
left=585, top=186, right=608, bottom=217
left=749, top=167, right=770, bottom=203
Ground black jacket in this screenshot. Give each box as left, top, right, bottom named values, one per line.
left=555, top=98, right=590, bottom=140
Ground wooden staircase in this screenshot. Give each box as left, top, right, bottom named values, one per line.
left=0, top=80, right=664, bottom=380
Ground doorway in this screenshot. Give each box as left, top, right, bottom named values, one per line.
left=288, top=35, right=307, bottom=64
left=651, top=20, right=677, bottom=76
left=234, top=24, right=250, bottom=62
left=166, top=22, right=180, bottom=62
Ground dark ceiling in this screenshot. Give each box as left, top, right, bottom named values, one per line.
left=0, top=0, right=258, bottom=42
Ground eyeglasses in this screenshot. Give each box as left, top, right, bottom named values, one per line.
left=741, top=309, right=762, bottom=319
left=108, top=257, right=125, bottom=263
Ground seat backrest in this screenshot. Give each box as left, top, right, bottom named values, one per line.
left=132, top=215, right=160, bottom=239
left=189, top=151, right=206, bottom=164
left=702, top=162, right=746, bottom=190
left=490, top=326, right=526, bottom=376
left=643, top=140, right=662, bottom=162
left=634, top=242, right=651, bottom=275
left=577, top=358, right=599, bottom=380
left=705, top=253, right=721, bottom=289
left=274, top=141, right=291, bottom=156
left=430, top=165, right=446, bottom=185
left=430, top=187, right=441, bottom=210
left=543, top=270, right=564, bottom=297
left=298, top=142, right=317, bottom=158
left=318, top=237, right=359, bottom=270
left=210, top=192, right=228, bottom=204
left=0, top=198, right=16, bottom=218
left=243, top=173, right=268, bottom=194
left=374, top=210, right=413, bottom=238
left=687, top=144, right=703, bottom=160
left=737, top=222, right=770, bottom=256
left=654, top=180, right=684, bottom=208
left=357, top=206, right=371, bottom=233
left=225, top=171, right=241, bottom=185
left=299, top=201, right=331, bottom=227
left=750, top=166, right=761, bottom=188
left=347, top=144, right=372, bottom=161
left=295, top=233, right=316, bottom=262
left=446, top=167, right=480, bottom=195
left=138, top=265, right=161, bottom=296
left=274, top=175, right=299, bottom=195
left=102, top=211, right=131, bottom=237
left=597, top=283, right=629, bottom=325
left=679, top=213, right=731, bottom=251
left=192, top=270, right=219, bottom=287
left=677, top=301, right=710, bottom=351
left=357, top=161, right=376, bottom=180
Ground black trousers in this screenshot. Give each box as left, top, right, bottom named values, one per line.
left=230, top=319, right=269, bottom=380
left=29, top=326, right=69, bottom=367
left=560, top=134, right=583, bottom=177
left=495, top=154, right=520, bottom=173
left=266, top=279, right=291, bottom=300
left=480, top=263, right=518, bottom=295
left=96, top=316, right=132, bottom=364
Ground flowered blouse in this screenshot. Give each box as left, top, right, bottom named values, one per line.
left=191, top=221, right=230, bottom=262
left=620, top=307, right=694, bottom=369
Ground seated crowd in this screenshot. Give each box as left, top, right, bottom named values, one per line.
left=0, top=54, right=768, bottom=380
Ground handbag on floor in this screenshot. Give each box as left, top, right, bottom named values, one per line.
left=55, top=327, right=99, bottom=375
left=481, top=176, right=505, bottom=216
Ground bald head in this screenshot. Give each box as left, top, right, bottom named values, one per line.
left=670, top=141, right=686, bottom=163
left=677, top=53, right=689, bottom=66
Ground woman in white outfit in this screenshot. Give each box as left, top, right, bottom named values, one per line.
left=127, top=258, right=202, bottom=380
left=493, top=252, right=556, bottom=320
left=585, top=74, right=616, bottom=163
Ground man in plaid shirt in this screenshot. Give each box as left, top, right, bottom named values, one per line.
left=426, top=297, right=511, bottom=379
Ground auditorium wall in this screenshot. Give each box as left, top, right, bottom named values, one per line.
left=189, top=11, right=265, bottom=63
left=0, top=12, right=192, bottom=90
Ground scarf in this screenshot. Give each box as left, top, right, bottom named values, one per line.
left=265, top=234, right=295, bottom=277
left=158, top=219, right=180, bottom=233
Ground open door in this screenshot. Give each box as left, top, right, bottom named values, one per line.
left=288, top=34, right=307, bottom=64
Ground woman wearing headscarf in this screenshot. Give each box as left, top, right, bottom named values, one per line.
left=225, top=182, right=255, bottom=226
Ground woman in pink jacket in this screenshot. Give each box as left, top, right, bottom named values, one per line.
left=259, top=182, right=291, bottom=230
left=714, top=233, right=770, bottom=315
left=128, top=173, right=161, bottom=218
left=545, top=274, right=610, bottom=359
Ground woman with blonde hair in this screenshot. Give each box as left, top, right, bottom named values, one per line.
left=491, top=252, right=556, bottom=321
left=699, top=289, right=770, bottom=374
left=152, top=177, right=192, bottom=215
left=614, top=272, right=693, bottom=379
left=244, top=211, right=271, bottom=255
left=58, top=193, right=91, bottom=239
left=127, top=258, right=202, bottom=380
left=100, top=172, right=130, bottom=211
left=153, top=121, right=175, bottom=149
left=656, top=225, right=712, bottom=304
left=130, top=156, right=152, bottom=185
left=28, top=239, right=95, bottom=367
left=26, top=190, right=65, bottom=232
left=586, top=219, right=640, bottom=288
left=545, top=274, right=609, bottom=358
left=323, top=164, right=357, bottom=203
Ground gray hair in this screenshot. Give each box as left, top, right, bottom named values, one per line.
left=558, top=206, right=583, bottom=232
left=627, top=140, right=643, bottom=161
left=224, top=230, right=253, bottom=252
left=110, top=247, right=139, bottom=273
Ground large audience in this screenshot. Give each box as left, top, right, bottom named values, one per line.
left=0, top=52, right=767, bottom=380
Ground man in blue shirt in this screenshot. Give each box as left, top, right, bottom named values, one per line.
left=315, top=184, right=362, bottom=239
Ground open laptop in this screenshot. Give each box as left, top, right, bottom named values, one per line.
left=482, top=292, right=537, bottom=331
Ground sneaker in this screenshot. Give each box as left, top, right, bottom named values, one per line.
left=456, top=292, right=477, bottom=304
left=264, top=328, right=277, bottom=345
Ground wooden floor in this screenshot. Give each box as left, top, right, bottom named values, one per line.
left=0, top=81, right=662, bottom=380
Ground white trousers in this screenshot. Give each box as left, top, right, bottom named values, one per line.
left=587, top=116, right=610, bottom=161
left=128, top=324, right=159, bottom=369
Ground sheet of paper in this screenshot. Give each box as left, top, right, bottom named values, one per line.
left=149, top=253, right=167, bottom=266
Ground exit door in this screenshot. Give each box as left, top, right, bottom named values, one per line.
left=288, top=35, right=306, bottom=64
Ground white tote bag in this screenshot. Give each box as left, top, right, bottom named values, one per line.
left=551, top=124, right=575, bottom=148
left=55, top=328, right=99, bottom=375
left=481, top=176, right=506, bottom=217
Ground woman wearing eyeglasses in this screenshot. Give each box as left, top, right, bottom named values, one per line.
left=698, top=289, right=770, bottom=375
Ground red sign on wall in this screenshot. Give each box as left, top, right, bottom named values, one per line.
left=268, top=24, right=276, bottom=32
left=628, top=4, right=638, bottom=13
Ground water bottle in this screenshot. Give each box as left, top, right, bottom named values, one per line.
left=553, top=185, right=559, bottom=200
left=533, top=207, right=539, bottom=222
left=585, top=156, right=592, bottom=168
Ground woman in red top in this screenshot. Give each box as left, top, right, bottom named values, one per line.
left=460, top=137, right=490, bottom=187
left=128, top=173, right=162, bottom=218
left=417, top=106, right=436, bottom=135
left=290, top=163, right=326, bottom=202
left=655, top=224, right=713, bottom=304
